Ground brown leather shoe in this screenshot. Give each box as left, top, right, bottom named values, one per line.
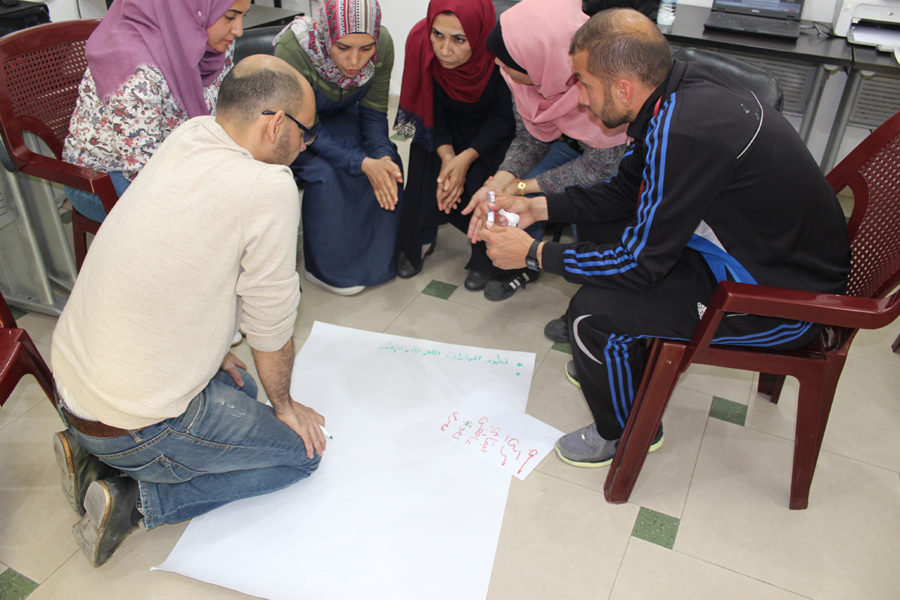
left=53, top=430, right=116, bottom=515
left=73, top=477, right=140, bottom=567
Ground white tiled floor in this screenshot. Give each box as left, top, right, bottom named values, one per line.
left=1, top=222, right=898, bottom=599
left=3, top=117, right=900, bottom=598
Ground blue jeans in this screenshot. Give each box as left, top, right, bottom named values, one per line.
left=64, top=170, right=131, bottom=223
left=525, top=140, right=582, bottom=240
left=65, top=369, right=320, bottom=529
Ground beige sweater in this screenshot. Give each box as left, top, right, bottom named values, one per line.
left=52, top=116, right=301, bottom=429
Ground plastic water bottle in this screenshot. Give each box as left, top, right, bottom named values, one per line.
left=656, top=0, right=676, bottom=26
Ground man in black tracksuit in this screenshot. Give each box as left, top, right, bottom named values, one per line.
left=469, top=8, right=850, bottom=466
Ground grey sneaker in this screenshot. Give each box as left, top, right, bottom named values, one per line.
left=72, top=478, right=139, bottom=567
left=53, top=430, right=116, bottom=515
left=555, top=423, right=664, bottom=468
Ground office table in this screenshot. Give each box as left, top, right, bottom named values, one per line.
left=662, top=5, right=851, bottom=147
left=661, top=5, right=900, bottom=171
left=820, top=44, right=900, bottom=170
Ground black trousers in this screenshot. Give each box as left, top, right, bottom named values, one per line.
left=398, top=140, right=501, bottom=276
left=567, top=247, right=821, bottom=440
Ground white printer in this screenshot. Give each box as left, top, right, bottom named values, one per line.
left=834, top=0, right=900, bottom=36
left=833, top=0, right=900, bottom=62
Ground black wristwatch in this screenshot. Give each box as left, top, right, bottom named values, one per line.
left=526, top=239, right=541, bottom=271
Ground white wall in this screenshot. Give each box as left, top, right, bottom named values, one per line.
left=43, top=0, right=872, bottom=164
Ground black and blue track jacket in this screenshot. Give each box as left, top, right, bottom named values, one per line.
left=540, top=59, right=850, bottom=296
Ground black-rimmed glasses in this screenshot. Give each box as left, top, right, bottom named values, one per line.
left=262, top=109, right=319, bottom=144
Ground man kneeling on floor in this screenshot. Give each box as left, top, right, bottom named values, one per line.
left=467, top=9, right=850, bottom=467
left=50, top=54, right=325, bottom=567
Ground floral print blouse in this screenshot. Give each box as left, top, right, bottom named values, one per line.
left=62, top=50, right=233, bottom=182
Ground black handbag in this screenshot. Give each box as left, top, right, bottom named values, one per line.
left=0, top=1, right=51, bottom=38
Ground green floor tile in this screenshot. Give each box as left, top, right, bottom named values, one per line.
left=10, top=306, right=26, bottom=321
left=0, top=568, right=38, bottom=600
left=709, top=396, right=748, bottom=426
left=632, top=506, right=679, bottom=549
left=551, top=341, right=571, bottom=354
left=421, top=280, right=457, bottom=300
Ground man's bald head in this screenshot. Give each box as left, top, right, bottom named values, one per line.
left=570, top=8, right=672, bottom=89
left=216, top=54, right=313, bottom=127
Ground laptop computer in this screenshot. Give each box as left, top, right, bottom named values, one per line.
left=703, top=0, right=804, bottom=40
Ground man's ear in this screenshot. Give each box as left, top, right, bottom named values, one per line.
left=614, top=78, right=634, bottom=107
left=263, top=110, right=283, bottom=144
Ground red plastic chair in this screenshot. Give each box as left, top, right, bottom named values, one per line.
left=0, top=19, right=117, bottom=270
left=604, top=109, right=900, bottom=510
left=0, top=292, right=55, bottom=408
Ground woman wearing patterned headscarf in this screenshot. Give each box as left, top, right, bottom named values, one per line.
left=63, top=0, right=249, bottom=223
left=275, top=0, right=402, bottom=296
left=392, top=0, right=515, bottom=290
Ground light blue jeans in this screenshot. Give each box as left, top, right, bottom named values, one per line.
left=524, top=140, right=582, bottom=241
left=64, top=170, right=131, bottom=223
left=64, top=368, right=320, bottom=529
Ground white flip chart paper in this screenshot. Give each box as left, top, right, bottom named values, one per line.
left=156, top=322, right=539, bottom=600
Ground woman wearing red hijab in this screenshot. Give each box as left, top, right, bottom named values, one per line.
left=393, top=0, right=515, bottom=289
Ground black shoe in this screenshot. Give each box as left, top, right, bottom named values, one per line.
left=73, top=477, right=140, bottom=567
left=396, top=253, right=420, bottom=278
left=464, top=269, right=492, bottom=291
left=54, top=430, right=116, bottom=515
left=544, top=315, right=569, bottom=343
left=483, top=269, right=540, bottom=301
left=397, top=242, right=435, bottom=279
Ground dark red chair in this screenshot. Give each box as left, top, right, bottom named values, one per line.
left=0, top=292, right=54, bottom=408
left=0, top=19, right=117, bottom=270
left=604, top=109, right=900, bottom=510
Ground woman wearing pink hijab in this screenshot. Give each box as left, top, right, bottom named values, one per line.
left=467, top=0, right=629, bottom=302
left=62, top=0, right=250, bottom=223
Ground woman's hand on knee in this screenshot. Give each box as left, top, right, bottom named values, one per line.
left=362, top=156, right=403, bottom=211
left=436, top=149, right=476, bottom=214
